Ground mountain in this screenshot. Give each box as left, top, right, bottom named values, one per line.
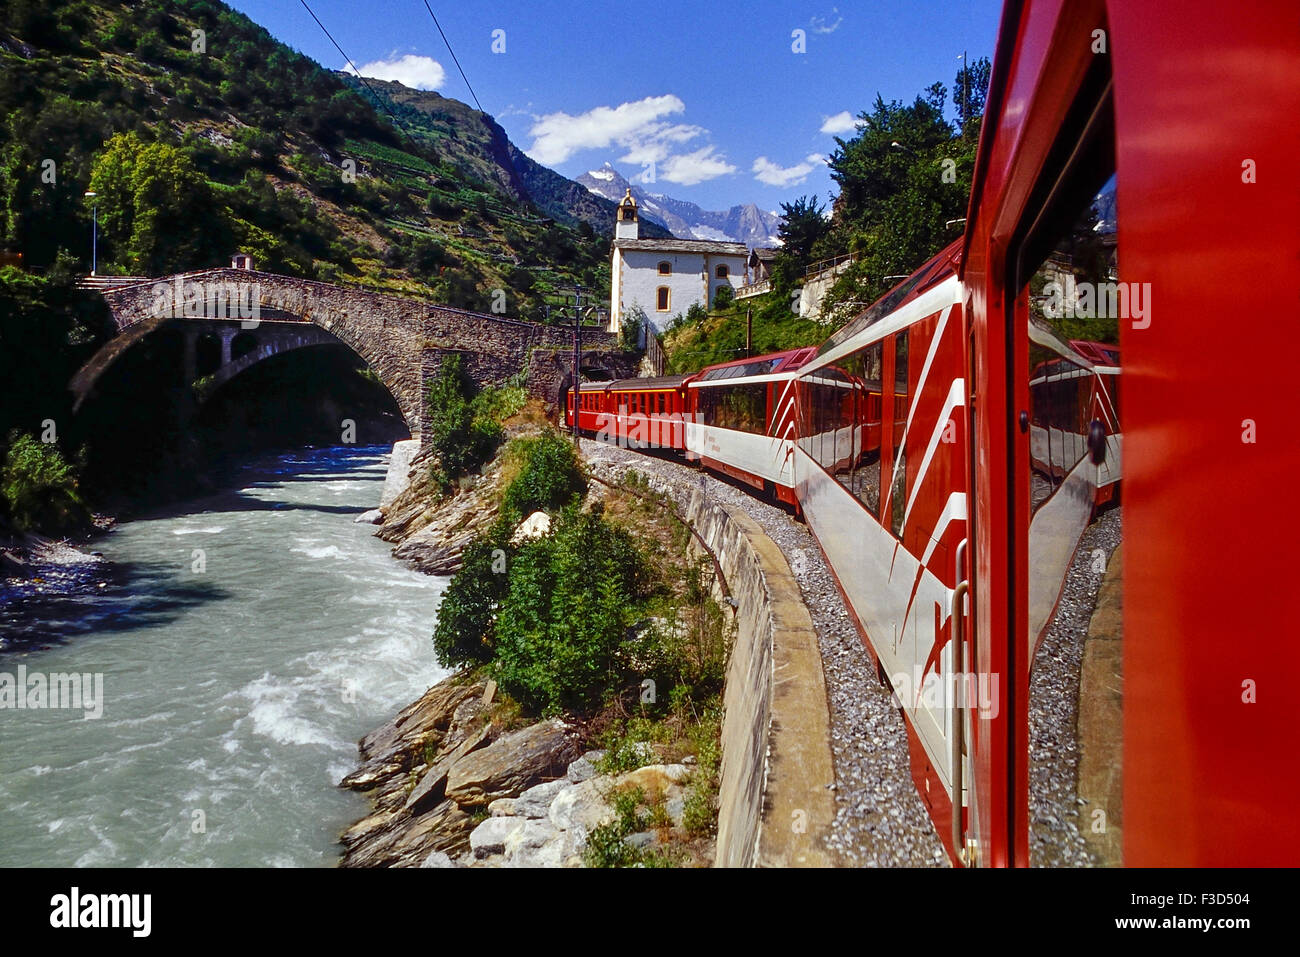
left=576, top=163, right=784, bottom=247
left=346, top=79, right=671, bottom=240
left=0, top=0, right=639, bottom=323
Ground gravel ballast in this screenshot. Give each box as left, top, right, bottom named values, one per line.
left=580, top=438, right=947, bottom=866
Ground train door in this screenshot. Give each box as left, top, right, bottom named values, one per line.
left=1006, top=65, right=1124, bottom=867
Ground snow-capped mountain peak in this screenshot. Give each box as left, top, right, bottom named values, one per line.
left=575, top=163, right=783, bottom=247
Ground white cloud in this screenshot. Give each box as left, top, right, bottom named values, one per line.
left=752, top=153, right=826, bottom=187
left=342, top=54, right=445, bottom=91
left=820, top=111, right=859, bottom=134
left=526, top=95, right=694, bottom=166
left=660, top=147, right=737, bottom=185
left=810, top=8, right=843, bottom=34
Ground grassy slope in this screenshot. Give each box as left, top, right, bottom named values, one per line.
left=0, top=0, right=623, bottom=321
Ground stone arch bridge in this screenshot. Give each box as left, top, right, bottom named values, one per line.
left=74, top=268, right=634, bottom=443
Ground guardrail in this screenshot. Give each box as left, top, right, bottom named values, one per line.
left=734, top=278, right=772, bottom=300
left=804, top=253, right=854, bottom=278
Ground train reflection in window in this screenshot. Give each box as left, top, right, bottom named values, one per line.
left=888, top=330, right=909, bottom=539
left=1027, top=172, right=1119, bottom=513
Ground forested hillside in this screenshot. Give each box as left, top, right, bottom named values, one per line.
left=0, top=0, right=624, bottom=320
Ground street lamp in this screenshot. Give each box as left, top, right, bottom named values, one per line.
left=84, top=191, right=98, bottom=276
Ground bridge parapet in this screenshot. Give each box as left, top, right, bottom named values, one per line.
left=88, top=268, right=622, bottom=444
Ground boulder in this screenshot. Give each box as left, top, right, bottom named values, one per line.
left=404, top=724, right=493, bottom=815
left=566, top=756, right=597, bottom=784
left=342, top=681, right=482, bottom=791
left=513, top=778, right=570, bottom=819
left=509, top=511, right=552, bottom=544
left=445, top=720, right=580, bottom=807
left=380, top=439, right=420, bottom=508
left=548, top=779, right=617, bottom=838
left=354, top=508, right=384, bottom=525
left=620, top=764, right=691, bottom=794
left=469, top=816, right=525, bottom=858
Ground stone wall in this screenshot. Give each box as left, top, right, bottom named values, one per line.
left=94, top=269, right=624, bottom=441
left=684, top=489, right=836, bottom=868
left=524, top=348, right=640, bottom=408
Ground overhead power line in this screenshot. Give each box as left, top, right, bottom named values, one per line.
left=297, top=0, right=418, bottom=144
left=420, top=1, right=484, bottom=113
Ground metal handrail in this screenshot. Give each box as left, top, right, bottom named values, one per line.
left=951, top=578, right=971, bottom=866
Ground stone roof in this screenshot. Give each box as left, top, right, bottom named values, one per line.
left=614, top=238, right=747, bottom=255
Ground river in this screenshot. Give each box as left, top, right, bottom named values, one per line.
left=0, top=445, right=447, bottom=867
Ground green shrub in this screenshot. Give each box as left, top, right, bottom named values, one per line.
left=492, top=504, right=647, bottom=715
left=711, top=284, right=734, bottom=310
left=1, top=432, right=89, bottom=533
left=427, top=354, right=502, bottom=479
left=431, top=518, right=512, bottom=669
left=618, top=305, right=646, bottom=353
left=500, top=431, right=586, bottom=523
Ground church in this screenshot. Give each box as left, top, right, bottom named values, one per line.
left=607, top=189, right=748, bottom=336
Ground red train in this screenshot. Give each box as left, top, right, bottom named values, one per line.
left=566, top=0, right=1299, bottom=867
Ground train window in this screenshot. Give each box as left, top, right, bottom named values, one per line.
left=697, top=383, right=767, bottom=433
left=1012, top=63, right=1123, bottom=867
left=888, top=331, right=910, bottom=539
left=1026, top=171, right=1118, bottom=513
left=838, top=341, right=883, bottom=517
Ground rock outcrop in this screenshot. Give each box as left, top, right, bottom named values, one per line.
left=338, top=673, right=701, bottom=868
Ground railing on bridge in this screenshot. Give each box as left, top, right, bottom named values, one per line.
left=76, top=275, right=149, bottom=291
left=734, top=278, right=772, bottom=300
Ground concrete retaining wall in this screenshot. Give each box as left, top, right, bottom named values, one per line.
left=684, top=490, right=836, bottom=867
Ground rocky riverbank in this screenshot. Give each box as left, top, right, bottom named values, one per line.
left=338, top=672, right=704, bottom=867
left=0, top=519, right=115, bottom=650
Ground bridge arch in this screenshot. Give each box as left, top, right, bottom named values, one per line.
left=74, top=267, right=628, bottom=444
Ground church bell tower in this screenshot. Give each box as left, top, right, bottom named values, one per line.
left=615, top=188, right=639, bottom=240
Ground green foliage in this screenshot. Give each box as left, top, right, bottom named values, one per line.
left=710, top=284, right=734, bottom=310
left=682, top=707, right=722, bottom=836
left=1, top=432, right=89, bottom=532
left=596, top=717, right=670, bottom=774
left=431, top=517, right=512, bottom=669
left=426, top=354, right=502, bottom=480
left=88, top=131, right=228, bottom=274
left=618, top=304, right=646, bottom=353
left=492, top=504, right=647, bottom=714
left=583, top=785, right=648, bottom=868
left=499, top=431, right=586, bottom=523
left=0, top=266, right=109, bottom=446
left=777, top=194, right=830, bottom=265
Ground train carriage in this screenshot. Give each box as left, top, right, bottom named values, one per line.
left=566, top=375, right=693, bottom=451
left=559, top=0, right=1298, bottom=867
left=684, top=348, right=815, bottom=508
left=792, top=243, right=973, bottom=853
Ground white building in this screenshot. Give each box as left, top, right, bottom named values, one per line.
left=608, top=189, right=748, bottom=335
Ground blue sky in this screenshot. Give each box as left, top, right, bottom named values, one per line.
left=226, top=0, right=1002, bottom=212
